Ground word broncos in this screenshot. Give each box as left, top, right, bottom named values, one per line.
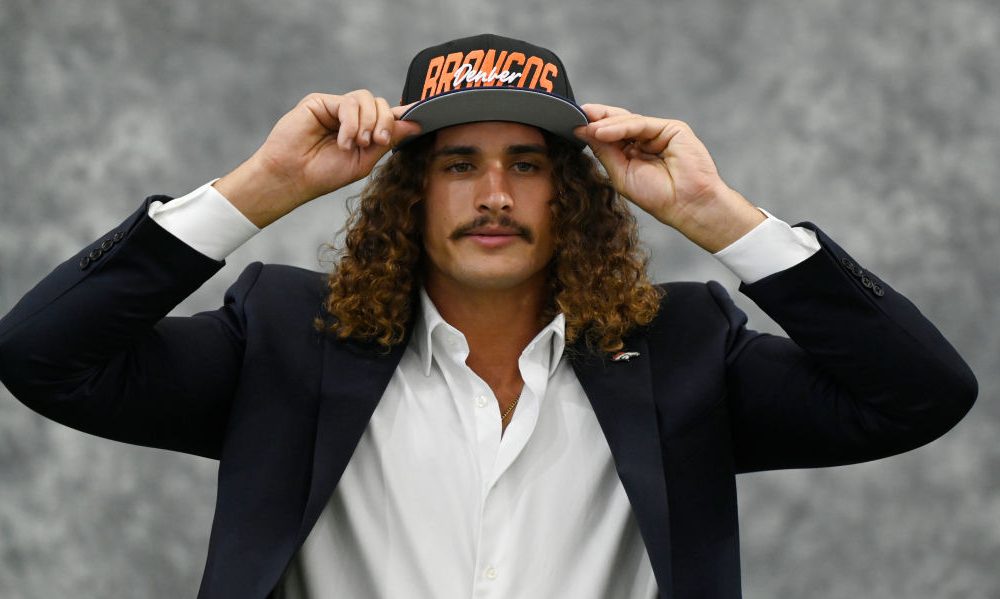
left=420, top=49, right=560, bottom=100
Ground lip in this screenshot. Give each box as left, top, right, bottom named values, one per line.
left=451, top=217, right=535, bottom=248
left=461, top=226, right=523, bottom=249
left=464, top=233, right=520, bottom=248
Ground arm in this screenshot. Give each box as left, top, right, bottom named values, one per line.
left=720, top=225, right=976, bottom=471
left=575, top=104, right=977, bottom=469
left=0, top=90, right=419, bottom=458
left=0, top=205, right=237, bottom=458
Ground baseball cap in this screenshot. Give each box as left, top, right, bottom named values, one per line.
left=399, top=33, right=588, bottom=147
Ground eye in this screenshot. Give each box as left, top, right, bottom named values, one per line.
left=445, top=161, right=474, bottom=174
left=512, top=161, right=540, bottom=173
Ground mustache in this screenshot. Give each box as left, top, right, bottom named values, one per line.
left=449, top=215, right=534, bottom=243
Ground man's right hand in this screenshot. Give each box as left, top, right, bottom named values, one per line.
left=213, top=90, right=422, bottom=228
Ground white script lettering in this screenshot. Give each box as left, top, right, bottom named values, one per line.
left=452, top=63, right=523, bottom=88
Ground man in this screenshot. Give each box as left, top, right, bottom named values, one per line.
left=0, top=34, right=977, bottom=598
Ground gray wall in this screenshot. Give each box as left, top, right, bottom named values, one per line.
left=1, top=0, right=997, bottom=597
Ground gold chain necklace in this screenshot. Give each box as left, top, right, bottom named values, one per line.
left=500, top=395, right=520, bottom=422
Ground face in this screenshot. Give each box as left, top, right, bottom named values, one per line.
left=421, top=121, right=556, bottom=295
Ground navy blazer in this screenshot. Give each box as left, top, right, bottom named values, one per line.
left=0, top=197, right=977, bottom=598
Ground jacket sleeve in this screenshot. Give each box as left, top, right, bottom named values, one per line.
left=0, top=197, right=260, bottom=459
left=717, top=223, right=977, bottom=473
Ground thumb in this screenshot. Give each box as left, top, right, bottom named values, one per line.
left=576, top=125, right=626, bottom=178
left=389, top=102, right=423, bottom=147
left=388, top=120, right=423, bottom=148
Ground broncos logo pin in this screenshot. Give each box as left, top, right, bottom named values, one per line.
left=610, top=351, right=641, bottom=363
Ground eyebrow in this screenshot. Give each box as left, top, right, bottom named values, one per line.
left=430, top=143, right=548, bottom=160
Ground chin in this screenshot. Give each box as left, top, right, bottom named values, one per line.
left=450, top=264, right=546, bottom=292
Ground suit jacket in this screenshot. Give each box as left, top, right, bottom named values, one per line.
left=0, top=197, right=977, bottom=599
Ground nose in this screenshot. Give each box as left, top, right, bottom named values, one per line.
left=476, top=165, right=513, bottom=214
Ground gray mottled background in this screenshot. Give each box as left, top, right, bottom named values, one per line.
left=1, top=0, right=997, bottom=597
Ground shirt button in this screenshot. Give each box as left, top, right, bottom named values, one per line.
left=484, top=566, right=498, bottom=580
left=476, top=395, right=488, bottom=408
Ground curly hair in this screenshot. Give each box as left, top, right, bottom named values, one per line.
left=319, top=130, right=663, bottom=354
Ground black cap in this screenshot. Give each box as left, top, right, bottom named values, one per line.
left=399, top=34, right=587, bottom=147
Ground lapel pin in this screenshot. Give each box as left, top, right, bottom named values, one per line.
left=611, top=351, right=640, bottom=363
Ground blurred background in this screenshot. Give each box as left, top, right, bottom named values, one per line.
left=1, top=0, right=997, bottom=597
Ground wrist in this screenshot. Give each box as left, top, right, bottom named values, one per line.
left=213, top=153, right=308, bottom=228
left=673, top=187, right=766, bottom=253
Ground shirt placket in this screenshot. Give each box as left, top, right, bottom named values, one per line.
left=433, top=326, right=506, bottom=597
left=469, top=374, right=514, bottom=598
left=430, top=316, right=564, bottom=598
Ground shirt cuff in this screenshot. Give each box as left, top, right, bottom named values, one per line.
left=148, top=180, right=260, bottom=261
left=713, top=209, right=821, bottom=284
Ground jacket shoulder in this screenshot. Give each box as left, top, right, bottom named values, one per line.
left=649, top=280, right=746, bottom=330
left=229, top=263, right=328, bottom=306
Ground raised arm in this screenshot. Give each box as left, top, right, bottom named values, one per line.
left=575, top=103, right=976, bottom=468
left=0, top=90, right=418, bottom=458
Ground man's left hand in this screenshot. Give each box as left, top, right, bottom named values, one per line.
left=574, top=103, right=765, bottom=253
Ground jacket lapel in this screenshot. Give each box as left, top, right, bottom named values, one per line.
left=297, top=335, right=407, bottom=540
left=571, top=336, right=674, bottom=597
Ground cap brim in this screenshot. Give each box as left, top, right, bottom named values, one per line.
left=400, top=87, right=588, bottom=148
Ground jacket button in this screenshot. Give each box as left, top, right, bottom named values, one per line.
left=861, top=276, right=873, bottom=289
left=88, top=248, right=103, bottom=261
left=113, top=231, right=124, bottom=242
left=872, top=284, right=885, bottom=297
left=100, top=239, right=114, bottom=251
left=79, top=256, right=91, bottom=269
left=841, top=257, right=855, bottom=269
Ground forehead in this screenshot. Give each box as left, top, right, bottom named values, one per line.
left=431, top=121, right=547, bottom=151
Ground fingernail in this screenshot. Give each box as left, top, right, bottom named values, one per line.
left=361, top=131, right=371, bottom=144
left=378, top=129, right=390, bottom=143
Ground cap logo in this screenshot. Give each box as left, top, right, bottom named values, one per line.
left=420, top=48, right=560, bottom=100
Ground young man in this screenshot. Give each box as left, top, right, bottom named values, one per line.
left=0, top=34, right=977, bottom=598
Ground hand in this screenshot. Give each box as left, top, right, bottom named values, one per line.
left=574, top=103, right=764, bottom=253
left=215, top=90, right=422, bottom=227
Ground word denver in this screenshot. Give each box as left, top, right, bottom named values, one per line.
left=420, top=49, right=560, bottom=100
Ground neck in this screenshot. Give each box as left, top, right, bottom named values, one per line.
left=424, top=275, right=549, bottom=391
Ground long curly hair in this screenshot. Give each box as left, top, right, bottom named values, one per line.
left=319, top=131, right=663, bottom=354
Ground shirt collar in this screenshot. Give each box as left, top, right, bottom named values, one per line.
left=414, top=288, right=566, bottom=377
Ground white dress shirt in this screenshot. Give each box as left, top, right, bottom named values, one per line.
left=149, top=181, right=821, bottom=598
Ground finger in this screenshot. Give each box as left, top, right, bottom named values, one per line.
left=580, top=113, right=661, bottom=147
left=573, top=123, right=623, bottom=151
left=585, top=113, right=654, bottom=136
left=580, top=103, right=632, bottom=123
left=577, top=114, right=634, bottom=139
left=391, top=102, right=417, bottom=119
left=589, top=115, right=682, bottom=154
left=349, top=90, right=378, bottom=147
left=373, top=97, right=395, bottom=145
left=336, top=95, right=361, bottom=151
left=298, top=93, right=342, bottom=133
